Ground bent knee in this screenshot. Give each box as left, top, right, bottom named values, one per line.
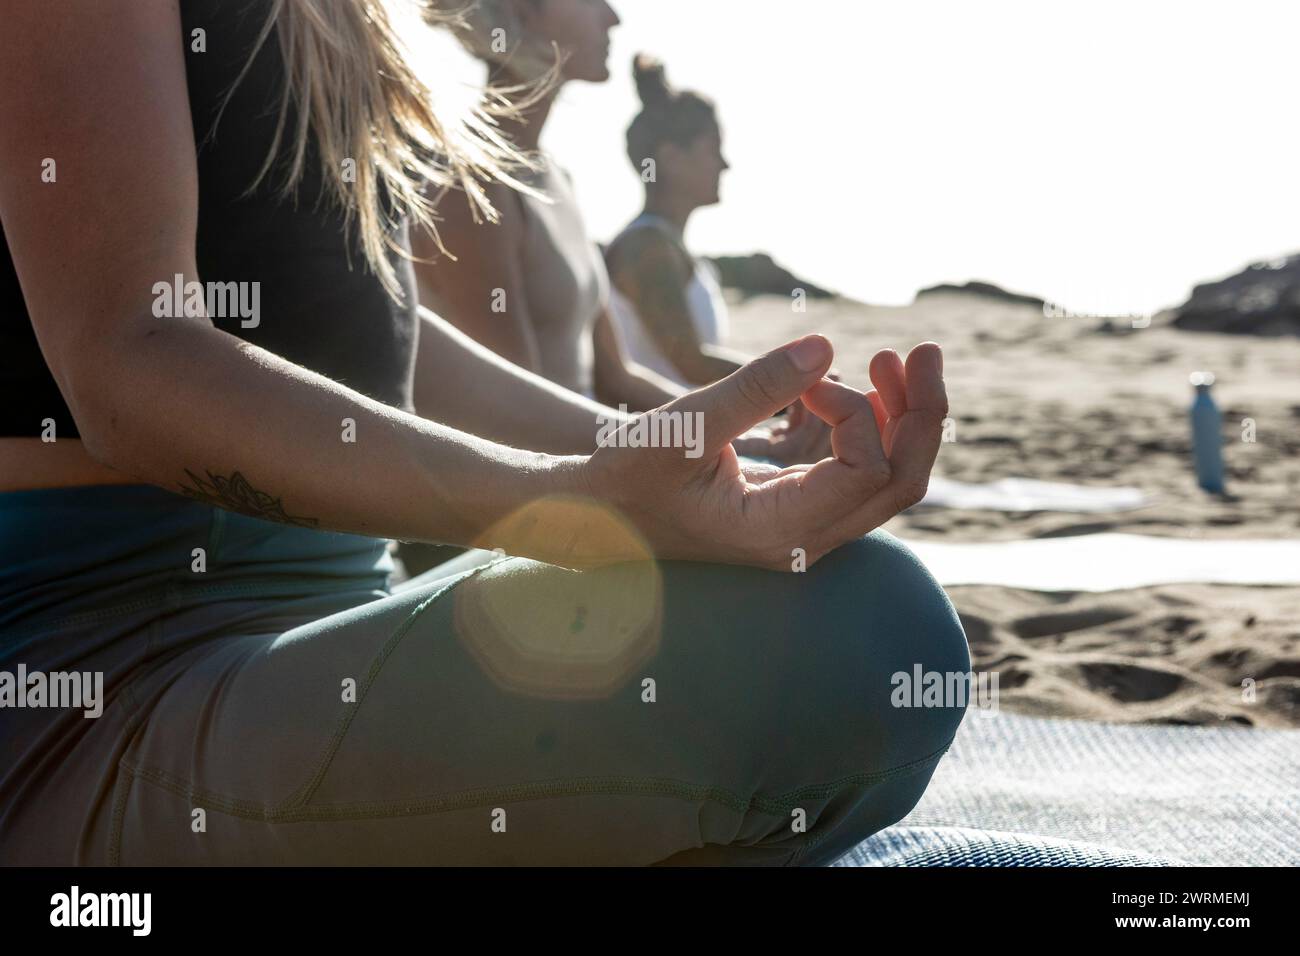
left=817, top=529, right=969, bottom=666
left=759, top=530, right=971, bottom=777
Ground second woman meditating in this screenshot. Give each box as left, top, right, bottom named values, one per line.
left=412, top=0, right=831, bottom=462
left=606, top=54, right=747, bottom=390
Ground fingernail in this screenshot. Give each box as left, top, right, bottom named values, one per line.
left=921, top=342, right=943, bottom=375
left=788, top=335, right=829, bottom=372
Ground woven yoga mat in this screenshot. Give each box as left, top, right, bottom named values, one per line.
left=838, top=710, right=1300, bottom=866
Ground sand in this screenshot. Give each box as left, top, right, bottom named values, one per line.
left=725, top=291, right=1300, bottom=728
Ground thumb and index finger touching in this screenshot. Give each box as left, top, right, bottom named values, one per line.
left=825, top=342, right=949, bottom=542
left=668, top=334, right=949, bottom=540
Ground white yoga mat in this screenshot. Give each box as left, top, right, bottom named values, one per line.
left=920, top=477, right=1150, bottom=513
left=905, top=533, right=1300, bottom=590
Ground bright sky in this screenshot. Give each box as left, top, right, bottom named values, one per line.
left=415, top=0, right=1300, bottom=315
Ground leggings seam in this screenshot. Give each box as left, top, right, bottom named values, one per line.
left=108, top=767, right=135, bottom=867
left=108, top=688, right=159, bottom=867
left=108, top=557, right=507, bottom=862
left=116, top=738, right=954, bottom=826
left=4, top=591, right=173, bottom=642
left=207, top=507, right=227, bottom=562
left=278, top=556, right=513, bottom=810
left=107, top=550, right=955, bottom=859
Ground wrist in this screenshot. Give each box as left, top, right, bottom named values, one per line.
left=492, top=451, right=645, bottom=568
left=484, top=451, right=594, bottom=561
left=539, top=451, right=596, bottom=502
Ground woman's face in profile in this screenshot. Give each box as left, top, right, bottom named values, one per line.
left=667, top=126, right=729, bottom=208
left=525, top=0, right=621, bottom=82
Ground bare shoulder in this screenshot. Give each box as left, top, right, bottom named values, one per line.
left=415, top=180, right=524, bottom=266
left=606, top=222, right=691, bottom=283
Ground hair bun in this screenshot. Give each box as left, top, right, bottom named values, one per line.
left=633, top=53, right=672, bottom=107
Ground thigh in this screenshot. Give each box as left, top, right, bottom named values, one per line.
left=110, top=532, right=968, bottom=865
left=390, top=546, right=500, bottom=594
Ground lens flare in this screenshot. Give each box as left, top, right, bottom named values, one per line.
left=453, top=496, right=662, bottom=699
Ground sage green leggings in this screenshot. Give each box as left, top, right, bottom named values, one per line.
left=0, top=485, right=969, bottom=865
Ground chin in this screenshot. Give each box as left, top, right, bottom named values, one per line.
left=572, top=52, right=611, bottom=83
left=560, top=57, right=608, bottom=83
left=569, top=66, right=610, bottom=83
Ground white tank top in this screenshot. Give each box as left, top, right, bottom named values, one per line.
left=607, top=213, right=729, bottom=387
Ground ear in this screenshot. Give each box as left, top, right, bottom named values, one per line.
left=658, top=140, right=686, bottom=169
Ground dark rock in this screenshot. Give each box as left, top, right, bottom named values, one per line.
left=706, top=253, right=836, bottom=300
left=1172, top=254, right=1300, bottom=335
left=914, top=279, right=1045, bottom=309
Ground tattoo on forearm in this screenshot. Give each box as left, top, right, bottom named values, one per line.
left=177, top=468, right=319, bottom=527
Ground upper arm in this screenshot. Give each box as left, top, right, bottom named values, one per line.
left=0, top=0, right=199, bottom=421
left=410, top=182, right=541, bottom=371
left=606, top=228, right=704, bottom=372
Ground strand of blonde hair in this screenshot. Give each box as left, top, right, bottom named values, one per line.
left=217, top=0, right=550, bottom=299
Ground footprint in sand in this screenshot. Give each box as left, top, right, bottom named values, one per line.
left=1258, top=660, right=1300, bottom=680
left=1011, top=606, right=1136, bottom=640
left=1077, top=661, right=1190, bottom=703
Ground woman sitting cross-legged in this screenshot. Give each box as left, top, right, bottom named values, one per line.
left=605, top=54, right=750, bottom=390
left=0, top=0, right=968, bottom=866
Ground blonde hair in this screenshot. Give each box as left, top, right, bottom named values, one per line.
left=425, top=0, right=560, bottom=82
left=221, top=0, right=540, bottom=299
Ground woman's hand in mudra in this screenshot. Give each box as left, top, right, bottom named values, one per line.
left=576, top=335, right=948, bottom=571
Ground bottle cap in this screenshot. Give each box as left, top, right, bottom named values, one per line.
left=1189, top=371, right=1216, bottom=387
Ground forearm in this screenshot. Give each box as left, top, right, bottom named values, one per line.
left=701, top=344, right=746, bottom=375
left=592, top=307, right=685, bottom=411
left=673, top=345, right=744, bottom=387
left=73, top=314, right=582, bottom=551
left=413, top=307, right=626, bottom=454
left=600, top=360, right=686, bottom=412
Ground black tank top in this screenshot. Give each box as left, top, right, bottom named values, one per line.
left=0, top=0, right=418, bottom=438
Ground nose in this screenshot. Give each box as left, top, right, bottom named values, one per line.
left=603, top=1, right=621, bottom=27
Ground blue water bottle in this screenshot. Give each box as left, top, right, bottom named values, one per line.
left=1189, top=371, right=1225, bottom=494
